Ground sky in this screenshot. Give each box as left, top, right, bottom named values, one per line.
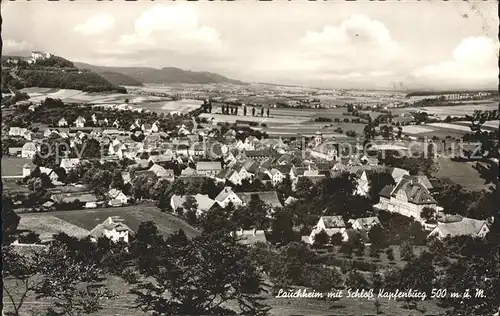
left=2, top=1, right=498, bottom=90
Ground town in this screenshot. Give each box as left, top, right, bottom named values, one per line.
left=2, top=2, right=499, bottom=316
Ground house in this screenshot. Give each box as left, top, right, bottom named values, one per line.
left=121, top=172, right=131, bottom=184
left=284, top=196, right=298, bottom=206
left=309, top=140, right=339, bottom=162
left=360, top=155, right=379, bottom=166
left=374, top=175, right=441, bottom=222
left=215, top=186, right=243, bottom=208
left=74, top=116, right=86, bottom=128
left=234, top=229, right=267, bottom=245
left=60, top=158, right=81, bottom=171
left=107, top=188, right=129, bottom=207
left=238, top=159, right=260, bottom=181
left=21, top=142, right=37, bottom=158
left=244, top=149, right=270, bottom=161
left=89, top=216, right=133, bottom=243
left=108, top=140, right=128, bottom=159
left=181, top=167, right=197, bottom=176
left=355, top=170, right=374, bottom=197
left=290, top=166, right=308, bottom=182
left=44, top=128, right=58, bottom=138
left=348, top=217, right=382, bottom=231
left=215, top=169, right=242, bottom=186
left=234, top=138, right=255, bottom=151
left=308, top=216, right=347, bottom=244
left=266, top=164, right=294, bottom=186
left=22, top=164, right=32, bottom=177
left=196, top=161, right=222, bottom=177
left=428, top=217, right=490, bottom=240
left=58, top=118, right=68, bottom=127
left=9, top=127, right=28, bottom=137
left=8, top=147, right=22, bottom=156
left=235, top=191, right=283, bottom=209
left=148, top=164, right=175, bottom=181
left=170, top=194, right=216, bottom=215
left=188, top=142, right=207, bottom=157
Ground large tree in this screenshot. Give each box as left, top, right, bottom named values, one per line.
left=130, top=231, right=270, bottom=315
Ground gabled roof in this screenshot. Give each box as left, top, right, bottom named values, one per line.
left=215, top=187, right=237, bottom=203
left=351, top=217, right=381, bottom=229
left=236, top=191, right=283, bottom=208
left=181, top=167, right=197, bottom=176
left=89, top=217, right=133, bottom=239
left=149, top=164, right=173, bottom=178
left=196, top=161, right=222, bottom=171
left=320, top=216, right=346, bottom=228
left=432, top=218, right=489, bottom=238
left=391, top=175, right=436, bottom=205
left=273, top=164, right=294, bottom=175
left=242, top=159, right=259, bottom=173
left=390, top=167, right=409, bottom=183
left=292, top=167, right=308, bottom=176
left=107, top=188, right=127, bottom=199
left=235, top=230, right=267, bottom=245
left=379, top=185, right=395, bottom=198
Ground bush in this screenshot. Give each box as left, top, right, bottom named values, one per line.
left=121, top=268, right=140, bottom=284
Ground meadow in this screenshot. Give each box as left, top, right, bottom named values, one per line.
left=17, top=204, right=200, bottom=240
left=1, top=157, right=34, bottom=177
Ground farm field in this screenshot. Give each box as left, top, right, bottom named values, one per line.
left=453, top=120, right=499, bottom=131
left=161, top=99, right=204, bottom=113
left=435, top=157, right=493, bottom=191
left=200, top=112, right=309, bottom=125
left=392, top=102, right=498, bottom=118
left=29, top=204, right=201, bottom=238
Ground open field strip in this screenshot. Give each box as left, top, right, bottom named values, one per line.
left=199, top=113, right=309, bottom=124
left=425, top=122, right=474, bottom=132
left=402, top=125, right=435, bottom=134
left=453, top=120, right=499, bottom=130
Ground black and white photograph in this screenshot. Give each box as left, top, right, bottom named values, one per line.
left=1, top=1, right=499, bottom=315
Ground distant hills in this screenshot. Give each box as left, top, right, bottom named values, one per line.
left=73, top=62, right=246, bottom=86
